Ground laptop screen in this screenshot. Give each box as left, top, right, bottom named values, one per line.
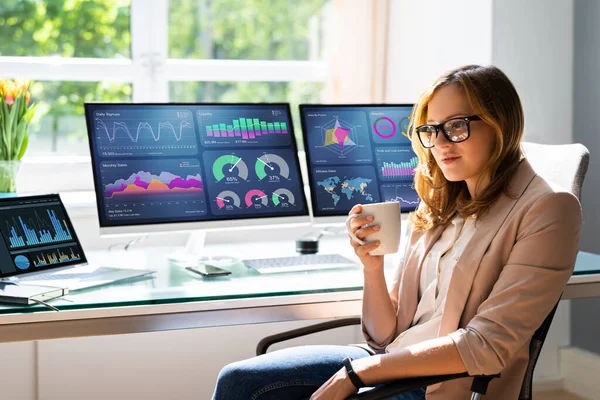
left=0, top=194, right=87, bottom=279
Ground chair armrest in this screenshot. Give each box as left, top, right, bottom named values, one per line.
left=256, top=317, right=361, bottom=355
left=346, top=373, right=469, bottom=400
left=346, top=373, right=500, bottom=400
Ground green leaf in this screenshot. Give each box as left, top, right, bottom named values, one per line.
left=16, top=128, right=28, bottom=160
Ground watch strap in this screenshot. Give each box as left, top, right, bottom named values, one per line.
left=343, top=357, right=366, bottom=389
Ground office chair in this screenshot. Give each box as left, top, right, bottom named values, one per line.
left=257, top=142, right=590, bottom=399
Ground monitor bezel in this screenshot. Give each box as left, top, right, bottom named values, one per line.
left=299, top=103, right=416, bottom=220
left=84, top=102, right=311, bottom=236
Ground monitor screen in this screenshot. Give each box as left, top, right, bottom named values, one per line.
left=85, top=103, right=310, bottom=235
left=300, top=104, right=420, bottom=219
left=0, top=194, right=87, bottom=278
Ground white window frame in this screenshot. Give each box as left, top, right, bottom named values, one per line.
left=0, top=0, right=327, bottom=195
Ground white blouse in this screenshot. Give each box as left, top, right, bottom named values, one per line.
left=387, top=214, right=478, bottom=352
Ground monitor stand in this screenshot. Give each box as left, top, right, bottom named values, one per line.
left=167, top=231, right=238, bottom=267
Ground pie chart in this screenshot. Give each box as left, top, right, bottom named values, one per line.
left=14, top=255, right=30, bottom=270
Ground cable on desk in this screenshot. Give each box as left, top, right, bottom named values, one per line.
left=108, top=235, right=149, bottom=252
left=31, top=298, right=60, bottom=312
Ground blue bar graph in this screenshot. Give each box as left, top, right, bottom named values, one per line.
left=6, top=209, right=73, bottom=248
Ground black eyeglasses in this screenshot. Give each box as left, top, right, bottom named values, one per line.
left=414, top=115, right=481, bottom=148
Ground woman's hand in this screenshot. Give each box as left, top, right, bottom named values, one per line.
left=310, top=367, right=356, bottom=400
left=348, top=204, right=384, bottom=271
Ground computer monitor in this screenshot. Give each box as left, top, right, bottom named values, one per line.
left=84, top=103, right=310, bottom=237
left=300, top=104, right=420, bottom=225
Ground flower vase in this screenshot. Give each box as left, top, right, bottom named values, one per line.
left=0, top=160, right=20, bottom=196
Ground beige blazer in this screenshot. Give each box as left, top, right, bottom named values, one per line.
left=363, top=159, right=582, bottom=399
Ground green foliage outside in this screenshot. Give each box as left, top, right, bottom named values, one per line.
left=0, top=0, right=325, bottom=154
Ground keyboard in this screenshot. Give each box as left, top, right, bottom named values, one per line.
left=20, top=267, right=118, bottom=282
left=243, top=254, right=359, bottom=274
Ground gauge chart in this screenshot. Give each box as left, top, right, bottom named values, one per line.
left=245, top=189, right=269, bottom=208
left=215, top=190, right=242, bottom=210
left=272, top=188, right=296, bottom=207
left=211, top=154, right=249, bottom=183
left=255, top=153, right=290, bottom=182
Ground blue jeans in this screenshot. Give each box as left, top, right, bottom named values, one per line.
left=212, top=345, right=426, bottom=400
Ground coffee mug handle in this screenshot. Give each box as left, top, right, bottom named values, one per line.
left=346, top=213, right=366, bottom=246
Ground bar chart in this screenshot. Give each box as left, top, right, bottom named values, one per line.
left=205, top=118, right=289, bottom=139
left=375, top=147, right=418, bottom=180
left=32, top=245, right=83, bottom=267
left=3, top=209, right=73, bottom=249
left=197, top=106, right=293, bottom=148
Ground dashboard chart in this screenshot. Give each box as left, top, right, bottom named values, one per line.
left=303, top=110, right=373, bottom=165
left=203, top=149, right=304, bottom=216
left=312, top=166, right=380, bottom=211
left=99, top=159, right=207, bottom=222
left=375, top=147, right=418, bottom=181
left=301, top=105, right=420, bottom=217
left=198, top=107, right=292, bottom=147
left=93, top=109, right=198, bottom=157
left=369, top=109, right=412, bottom=145
left=0, top=204, right=73, bottom=249
left=86, top=103, right=309, bottom=227
left=0, top=196, right=87, bottom=275
left=381, top=183, right=420, bottom=212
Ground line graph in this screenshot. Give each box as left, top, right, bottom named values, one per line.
left=93, top=109, right=198, bottom=157
left=96, top=119, right=193, bottom=143
left=381, top=183, right=420, bottom=212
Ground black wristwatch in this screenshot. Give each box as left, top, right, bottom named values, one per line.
left=343, top=357, right=367, bottom=389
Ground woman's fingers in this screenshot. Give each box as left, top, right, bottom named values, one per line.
left=353, top=225, right=380, bottom=240
left=349, top=215, right=374, bottom=232
left=349, top=204, right=362, bottom=215
left=356, top=240, right=381, bottom=257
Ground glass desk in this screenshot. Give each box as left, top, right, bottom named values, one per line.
left=0, top=235, right=598, bottom=344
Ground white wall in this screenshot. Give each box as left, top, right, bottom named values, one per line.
left=492, top=0, right=574, bottom=145
left=385, top=0, right=493, bottom=102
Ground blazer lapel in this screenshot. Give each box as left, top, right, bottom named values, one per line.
left=438, top=159, right=537, bottom=338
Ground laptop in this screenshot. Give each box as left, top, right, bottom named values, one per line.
left=0, top=194, right=154, bottom=291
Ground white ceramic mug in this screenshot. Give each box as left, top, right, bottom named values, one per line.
left=346, top=201, right=401, bottom=256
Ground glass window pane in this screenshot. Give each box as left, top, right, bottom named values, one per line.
left=169, top=0, right=327, bottom=60
left=0, top=0, right=131, bottom=58
left=26, top=81, right=132, bottom=156
left=169, top=81, right=324, bottom=149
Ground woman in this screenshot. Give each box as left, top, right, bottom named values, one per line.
left=212, top=65, right=582, bottom=400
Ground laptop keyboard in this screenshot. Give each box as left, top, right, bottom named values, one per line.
left=243, top=254, right=359, bottom=274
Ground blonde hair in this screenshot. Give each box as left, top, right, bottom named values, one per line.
left=409, top=65, right=524, bottom=232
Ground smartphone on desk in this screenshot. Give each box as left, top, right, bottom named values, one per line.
left=186, top=264, right=232, bottom=277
